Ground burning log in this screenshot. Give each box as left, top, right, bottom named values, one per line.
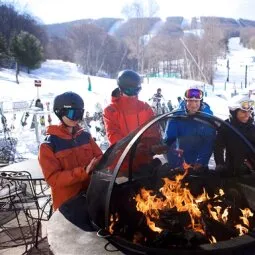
left=202, top=215, right=238, bottom=241
left=157, top=208, right=191, bottom=233
left=151, top=229, right=208, bottom=248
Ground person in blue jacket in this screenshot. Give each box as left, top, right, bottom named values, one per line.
left=164, top=87, right=216, bottom=170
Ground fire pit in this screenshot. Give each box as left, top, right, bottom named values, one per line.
left=87, top=112, right=255, bottom=254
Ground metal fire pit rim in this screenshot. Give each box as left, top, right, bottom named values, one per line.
left=107, top=233, right=255, bottom=255
left=103, top=111, right=255, bottom=230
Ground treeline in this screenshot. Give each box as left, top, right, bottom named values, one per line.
left=2, top=1, right=255, bottom=85
left=0, top=3, right=47, bottom=83
left=46, top=15, right=228, bottom=84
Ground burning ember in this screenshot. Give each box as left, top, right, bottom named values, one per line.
left=132, top=163, right=254, bottom=245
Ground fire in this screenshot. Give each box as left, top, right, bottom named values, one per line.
left=134, top=162, right=254, bottom=243
left=135, top=163, right=222, bottom=235
left=109, top=213, right=119, bottom=234
left=209, top=236, right=217, bottom=244
left=240, top=208, right=254, bottom=227
left=235, top=208, right=254, bottom=236
left=235, top=224, right=249, bottom=236
left=207, top=204, right=230, bottom=223
left=135, top=188, right=164, bottom=233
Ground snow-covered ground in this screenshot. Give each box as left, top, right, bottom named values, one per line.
left=214, top=37, right=255, bottom=97
left=0, top=37, right=254, bottom=159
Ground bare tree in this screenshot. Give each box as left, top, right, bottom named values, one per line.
left=67, top=23, right=129, bottom=77
left=121, top=0, right=159, bottom=74
left=180, top=19, right=226, bottom=85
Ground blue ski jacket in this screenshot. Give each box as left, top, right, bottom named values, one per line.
left=164, top=101, right=216, bottom=167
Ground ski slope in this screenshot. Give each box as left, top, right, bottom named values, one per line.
left=0, top=37, right=254, bottom=158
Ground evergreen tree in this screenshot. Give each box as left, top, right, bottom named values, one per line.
left=0, top=33, right=9, bottom=67
left=11, top=31, right=43, bottom=83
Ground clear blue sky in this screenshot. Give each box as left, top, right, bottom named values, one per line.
left=8, top=0, right=255, bottom=24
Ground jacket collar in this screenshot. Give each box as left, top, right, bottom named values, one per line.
left=46, top=123, right=84, bottom=138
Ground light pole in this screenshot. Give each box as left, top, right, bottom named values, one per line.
left=226, top=59, right=230, bottom=82
left=245, top=65, right=248, bottom=89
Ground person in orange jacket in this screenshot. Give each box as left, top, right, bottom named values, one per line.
left=38, top=92, right=103, bottom=210
left=103, top=70, right=161, bottom=171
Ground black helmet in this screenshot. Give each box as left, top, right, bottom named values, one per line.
left=53, top=92, right=84, bottom=120
left=117, top=70, right=141, bottom=88
left=117, top=70, right=141, bottom=96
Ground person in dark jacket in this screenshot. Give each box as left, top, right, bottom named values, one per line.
left=164, top=87, right=216, bottom=169
left=35, top=99, right=44, bottom=110
left=214, top=96, right=255, bottom=175
left=167, top=100, right=173, bottom=112
left=39, top=92, right=103, bottom=210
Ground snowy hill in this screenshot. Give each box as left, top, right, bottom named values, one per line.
left=0, top=59, right=229, bottom=114
left=1, top=37, right=255, bottom=158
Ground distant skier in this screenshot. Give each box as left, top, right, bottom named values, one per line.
left=149, top=88, right=165, bottom=115
left=31, top=99, right=44, bottom=129
left=167, top=100, right=173, bottom=112
left=84, top=111, right=93, bottom=128
left=35, top=99, right=44, bottom=110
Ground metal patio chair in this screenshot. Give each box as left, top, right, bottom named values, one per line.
left=0, top=171, right=52, bottom=253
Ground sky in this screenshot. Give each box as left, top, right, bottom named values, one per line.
left=5, top=0, right=255, bottom=25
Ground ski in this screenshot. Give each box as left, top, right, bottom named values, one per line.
left=21, top=98, right=35, bottom=127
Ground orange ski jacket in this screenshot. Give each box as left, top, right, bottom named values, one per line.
left=38, top=124, right=103, bottom=210
left=103, top=95, right=160, bottom=171
left=103, top=95, right=156, bottom=146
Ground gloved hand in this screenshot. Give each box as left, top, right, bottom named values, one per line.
left=85, top=155, right=103, bottom=175
left=215, top=164, right=228, bottom=172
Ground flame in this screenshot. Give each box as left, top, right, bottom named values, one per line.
left=135, top=188, right=164, bottom=233
left=209, top=236, right=217, bottom=244
left=207, top=204, right=230, bottom=223
left=109, top=213, right=119, bottom=234
left=133, top=162, right=254, bottom=243
left=240, top=208, right=254, bottom=227
left=235, top=224, right=249, bottom=236
left=135, top=163, right=213, bottom=235
left=234, top=208, right=254, bottom=236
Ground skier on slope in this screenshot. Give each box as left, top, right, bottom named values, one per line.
left=149, top=88, right=165, bottom=115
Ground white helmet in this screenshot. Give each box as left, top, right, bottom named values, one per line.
left=228, top=95, right=254, bottom=112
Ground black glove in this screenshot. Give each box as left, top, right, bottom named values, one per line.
left=215, top=164, right=228, bottom=172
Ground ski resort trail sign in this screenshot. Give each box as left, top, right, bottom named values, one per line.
left=34, top=80, right=41, bottom=87
left=34, top=80, right=41, bottom=99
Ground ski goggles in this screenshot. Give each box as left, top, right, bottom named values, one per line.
left=184, top=88, right=203, bottom=100
left=62, top=108, right=84, bottom=121
left=239, top=100, right=254, bottom=111
left=121, top=86, right=141, bottom=96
